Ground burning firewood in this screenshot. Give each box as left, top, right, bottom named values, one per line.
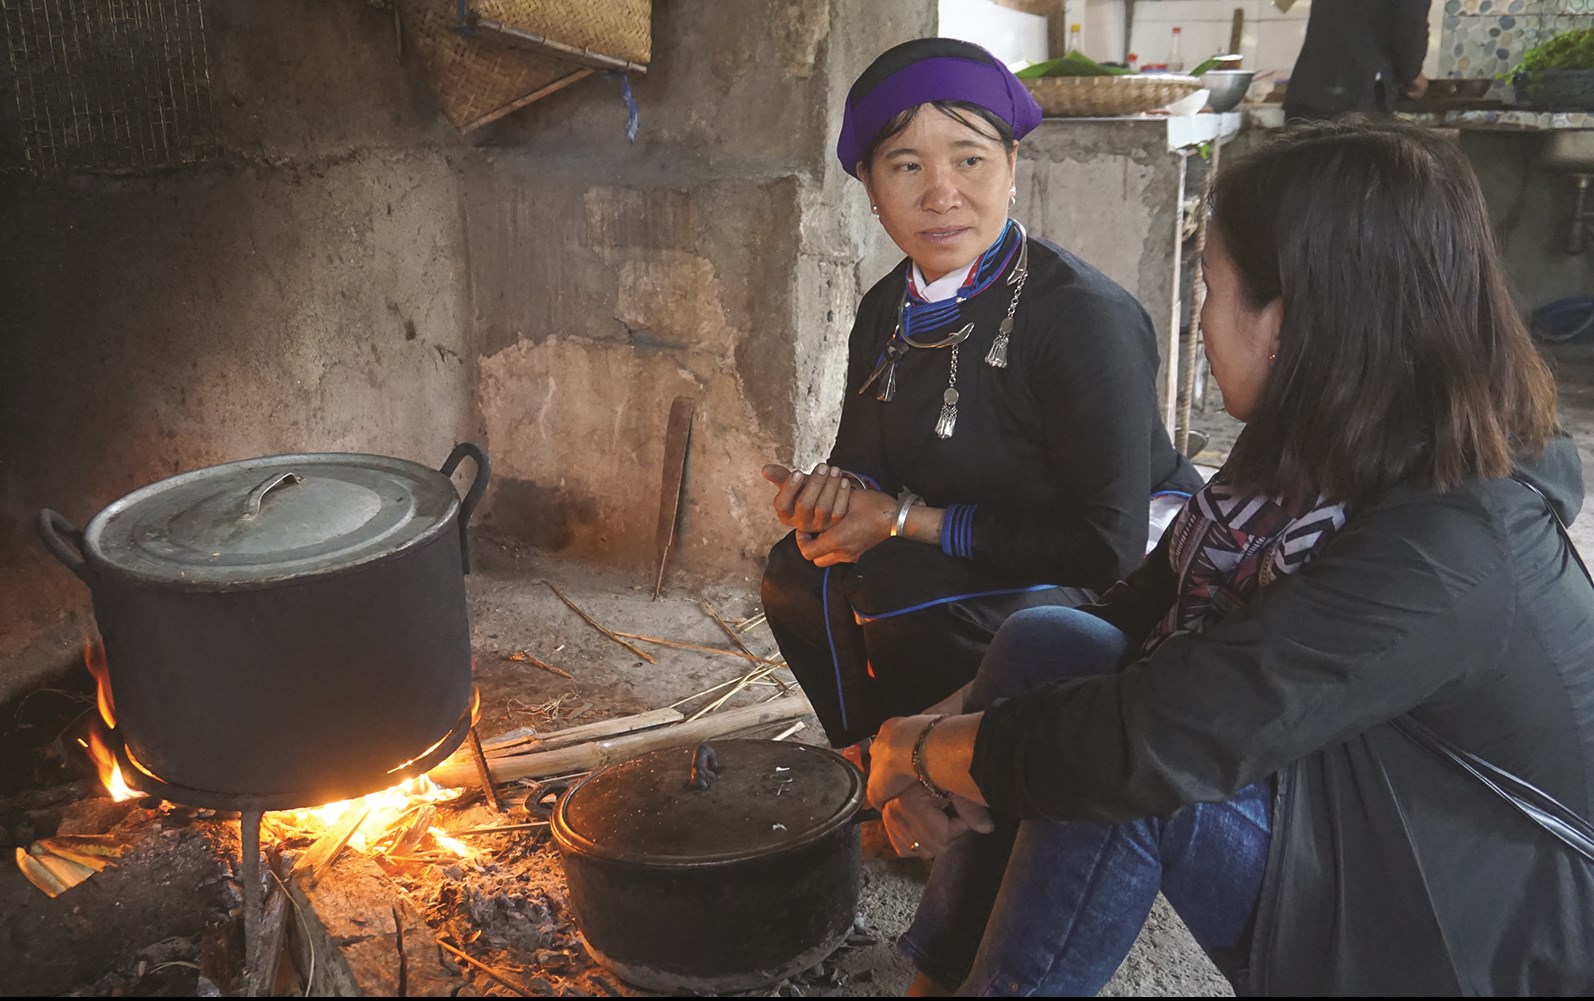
left=13, top=833, right=130, bottom=897
left=292, top=803, right=371, bottom=883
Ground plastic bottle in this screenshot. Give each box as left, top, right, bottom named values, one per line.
left=1168, top=26, right=1184, bottom=73
left=1069, top=22, right=1083, bottom=54
left=1127, top=51, right=1139, bottom=74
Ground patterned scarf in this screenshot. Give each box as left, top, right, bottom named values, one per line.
left=1144, top=468, right=1348, bottom=654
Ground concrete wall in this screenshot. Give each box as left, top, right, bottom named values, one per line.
left=1462, top=131, right=1594, bottom=320
left=0, top=0, right=933, bottom=699
left=462, top=0, right=931, bottom=570
left=1016, top=119, right=1188, bottom=420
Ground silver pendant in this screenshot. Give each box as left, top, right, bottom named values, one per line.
left=935, top=400, right=958, bottom=439
left=985, top=315, right=1013, bottom=368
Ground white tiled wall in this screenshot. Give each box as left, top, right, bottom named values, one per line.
left=1075, top=1, right=1447, bottom=83
left=939, top=0, right=1051, bottom=65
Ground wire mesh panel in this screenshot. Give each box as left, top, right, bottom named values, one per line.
left=0, top=0, right=217, bottom=174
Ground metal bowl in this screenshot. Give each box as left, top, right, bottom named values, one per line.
left=1201, top=69, right=1256, bottom=112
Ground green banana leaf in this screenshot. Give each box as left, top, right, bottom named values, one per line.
left=1014, top=51, right=1130, bottom=79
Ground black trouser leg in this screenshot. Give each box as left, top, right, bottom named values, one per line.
left=841, top=541, right=1093, bottom=722
left=763, top=533, right=1091, bottom=746
left=761, top=531, right=882, bottom=746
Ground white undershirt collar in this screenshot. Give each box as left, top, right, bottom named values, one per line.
left=910, top=257, right=981, bottom=303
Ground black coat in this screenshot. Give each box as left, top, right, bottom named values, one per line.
left=828, top=236, right=1200, bottom=590
left=1285, top=0, right=1430, bottom=117
left=971, top=435, right=1594, bottom=994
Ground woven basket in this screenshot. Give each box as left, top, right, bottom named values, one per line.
left=398, top=0, right=593, bottom=132
left=467, top=0, right=651, bottom=71
left=1024, top=75, right=1203, bottom=117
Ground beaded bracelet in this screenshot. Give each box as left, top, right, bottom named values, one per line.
left=911, top=715, right=953, bottom=801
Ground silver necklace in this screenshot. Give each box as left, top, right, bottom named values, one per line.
left=855, top=225, right=1030, bottom=440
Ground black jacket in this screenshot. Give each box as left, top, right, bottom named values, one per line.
left=1285, top=0, right=1430, bottom=117
left=971, top=435, right=1594, bottom=994
left=828, top=236, right=1200, bottom=590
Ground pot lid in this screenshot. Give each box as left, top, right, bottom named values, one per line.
left=552, top=740, right=864, bottom=866
left=84, top=452, right=461, bottom=587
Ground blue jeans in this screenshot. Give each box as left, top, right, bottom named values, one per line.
left=897, top=607, right=1272, bottom=996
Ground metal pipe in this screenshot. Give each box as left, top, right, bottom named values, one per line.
left=1568, top=175, right=1591, bottom=256
left=240, top=808, right=264, bottom=997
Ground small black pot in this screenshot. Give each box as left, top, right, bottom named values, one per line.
left=38, top=445, right=489, bottom=810
left=551, top=739, right=866, bottom=994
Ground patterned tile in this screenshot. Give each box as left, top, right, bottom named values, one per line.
left=1440, top=5, right=1594, bottom=99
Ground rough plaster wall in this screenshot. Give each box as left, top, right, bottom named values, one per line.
left=1016, top=122, right=1181, bottom=393
left=464, top=0, right=936, bottom=573
left=0, top=1, right=475, bottom=698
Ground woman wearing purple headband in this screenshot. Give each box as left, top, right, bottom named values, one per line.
left=759, top=38, right=1199, bottom=756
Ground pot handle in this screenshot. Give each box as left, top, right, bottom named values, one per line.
left=240, top=472, right=303, bottom=519
left=441, top=442, right=491, bottom=574
left=37, top=510, right=94, bottom=586
left=688, top=742, right=720, bottom=790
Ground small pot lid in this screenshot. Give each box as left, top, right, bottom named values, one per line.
left=552, top=740, right=864, bottom=866
left=84, top=452, right=461, bottom=587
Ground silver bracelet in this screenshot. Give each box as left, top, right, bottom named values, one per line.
left=891, top=491, right=922, bottom=538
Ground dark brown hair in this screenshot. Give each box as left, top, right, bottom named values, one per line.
left=1211, top=119, right=1557, bottom=507
left=859, top=100, right=1016, bottom=175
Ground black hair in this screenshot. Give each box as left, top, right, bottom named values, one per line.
left=1212, top=119, right=1557, bottom=506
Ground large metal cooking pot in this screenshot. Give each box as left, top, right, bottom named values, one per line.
left=551, top=739, right=867, bottom=994
left=37, top=444, right=489, bottom=810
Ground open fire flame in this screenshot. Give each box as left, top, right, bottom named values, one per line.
left=78, top=640, right=140, bottom=802
left=78, top=639, right=472, bottom=862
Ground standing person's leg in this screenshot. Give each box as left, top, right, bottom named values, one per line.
left=761, top=531, right=883, bottom=747
left=898, top=606, right=1130, bottom=990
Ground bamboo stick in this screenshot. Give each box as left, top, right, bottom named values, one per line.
left=480, top=708, right=683, bottom=756
left=430, top=691, right=813, bottom=787
left=610, top=631, right=774, bottom=664
left=703, top=601, right=762, bottom=662
left=546, top=583, right=658, bottom=663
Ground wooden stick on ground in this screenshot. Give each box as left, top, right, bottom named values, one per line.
left=703, top=601, right=762, bottom=661
left=546, top=583, right=658, bottom=664
left=435, top=939, right=538, bottom=998
left=506, top=650, right=574, bottom=679
left=431, top=690, right=813, bottom=787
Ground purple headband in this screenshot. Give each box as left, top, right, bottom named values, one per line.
left=837, top=51, right=1042, bottom=178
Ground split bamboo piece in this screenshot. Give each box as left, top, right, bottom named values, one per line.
left=430, top=690, right=813, bottom=787
left=481, top=707, right=683, bottom=756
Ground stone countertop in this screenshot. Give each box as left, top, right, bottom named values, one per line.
left=1407, top=108, right=1594, bottom=131
left=1034, top=110, right=1244, bottom=152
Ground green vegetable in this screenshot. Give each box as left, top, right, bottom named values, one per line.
left=1190, top=53, right=1243, bottom=77
left=1515, top=27, right=1594, bottom=80
left=1014, top=51, right=1129, bottom=79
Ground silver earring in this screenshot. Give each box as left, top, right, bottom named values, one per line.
left=871, top=204, right=879, bottom=215
left=1008, top=186, right=1016, bottom=208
